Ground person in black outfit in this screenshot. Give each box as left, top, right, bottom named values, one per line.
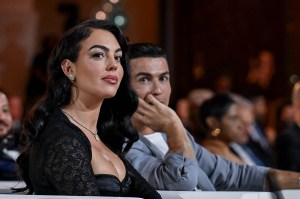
left=16, top=19, right=161, bottom=198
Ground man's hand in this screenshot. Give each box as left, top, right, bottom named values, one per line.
left=265, top=169, right=300, bottom=191
left=133, top=94, right=195, bottom=159
left=133, top=94, right=178, bottom=133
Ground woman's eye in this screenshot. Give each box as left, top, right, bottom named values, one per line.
left=92, top=52, right=105, bottom=58
left=115, top=56, right=122, bottom=62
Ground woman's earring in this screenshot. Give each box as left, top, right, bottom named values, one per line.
left=211, top=128, right=221, bottom=137
left=69, top=75, right=76, bottom=82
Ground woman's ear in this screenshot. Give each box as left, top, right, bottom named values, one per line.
left=206, top=116, right=219, bottom=130
left=61, top=59, right=76, bottom=77
left=61, top=59, right=77, bottom=82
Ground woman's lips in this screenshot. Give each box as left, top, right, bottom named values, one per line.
left=102, top=75, right=118, bottom=84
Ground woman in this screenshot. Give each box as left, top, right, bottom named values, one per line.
left=199, top=93, right=250, bottom=164
left=16, top=19, right=161, bottom=198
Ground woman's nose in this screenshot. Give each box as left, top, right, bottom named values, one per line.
left=106, top=59, right=118, bottom=71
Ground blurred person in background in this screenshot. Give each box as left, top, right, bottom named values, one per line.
left=213, top=72, right=232, bottom=94
left=8, top=95, right=24, bottom=147
left=200, top=93, right=263, bottom=165
left=26, top=35, right=58, bottom=109
left=248, top=94, right=275, bottom=145
left=175, top=98, right=190, bottom=129
left=274, top=99, right=293, bottom=137
left=246, top=50, right=275, bottom=100
left=233, top=94, right=275, bottom=167
left=276, top=81, right=300, bottom=171
left=187, top=88, right=214, bottom=143
left=0, top=89, right=20, bottom=180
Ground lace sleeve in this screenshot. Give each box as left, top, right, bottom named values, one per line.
left=44, top=135, right=99, bottom=195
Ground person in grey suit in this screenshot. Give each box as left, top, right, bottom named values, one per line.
left=126, top=43, right=300, bottom=191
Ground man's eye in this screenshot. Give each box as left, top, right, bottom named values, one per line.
left=160, top=76, right=169, bottom=81
left=139, top=77, right=149, bottom=82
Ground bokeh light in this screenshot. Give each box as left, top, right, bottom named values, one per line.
left=95, top=11, right=107, bottom=20
left=114, top=15, right=126, bottom=27
left=109, top=0, right=119, bottom=4
left=103, top=2, right=113, bottom=13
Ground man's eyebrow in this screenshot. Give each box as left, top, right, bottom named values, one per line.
left=135, top=71, right=170, bottom=78
left=89, top=45, right=122, bottom=53
left=160, top=72, right=170, bottom=76
left=135, top=72, right=151, bottom=78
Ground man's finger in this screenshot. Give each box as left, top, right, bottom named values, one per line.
left=133, top=111, right=146, bottom=121
left=132, top=113, right=147, bottom=132
left=138, top=98, right=155, bottom=113
left=145, top=94, right=161, bottom=107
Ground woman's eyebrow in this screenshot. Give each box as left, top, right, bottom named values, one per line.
left=89, top=44, right=108, bottom=51
left=89, top=45, right=122, bottom=53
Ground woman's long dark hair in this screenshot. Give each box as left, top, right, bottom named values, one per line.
left=16, top=19, right=138, bottom=194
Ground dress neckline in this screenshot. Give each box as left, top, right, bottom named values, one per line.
left=95, top=172, right=128, bottom=184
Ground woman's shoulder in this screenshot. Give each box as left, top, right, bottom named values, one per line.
left=38, top=109, right=91, bottom=150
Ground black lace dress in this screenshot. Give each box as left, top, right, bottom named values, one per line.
left=28, top=109, right=161, bottom=198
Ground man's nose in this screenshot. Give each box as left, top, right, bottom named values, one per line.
left=151, top=80, right=162, bottom=95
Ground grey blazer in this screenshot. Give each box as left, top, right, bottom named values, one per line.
left=126, top=131, right=269, bottom=191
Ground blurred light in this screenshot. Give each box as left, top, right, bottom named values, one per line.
left=103, top=2, right=113, bottom=13
left=109, top=0, right=119, bottom=4
left=290, top=74, right=299, bottom=84
left=114, top=15, right=126, bottom=27
left=95, top=11, right=107, bottom=20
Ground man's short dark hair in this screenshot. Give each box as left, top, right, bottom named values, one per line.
left=128, top=43, right=166, bottom=59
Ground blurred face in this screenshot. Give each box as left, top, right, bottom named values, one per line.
left=293, top=95, right=300, bottom=123
left=238, top=106, right=255, bottom=136
left=71, top=29, right=124, bottom=100
left=218, top=104, right=249, bottom=144
left=176, top=98, right=190, bottom=120
left=253, top=96, right=267, bottom=119
left=129, top=57, right=171, bottom=105
left=280, top=105, right=293, bottom=123
left=0, top=92, right=13, bottom=137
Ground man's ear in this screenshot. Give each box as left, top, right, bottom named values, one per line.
left=206, top=116, right=219, bottom=130
left=61, top=59, right=76, bottom=77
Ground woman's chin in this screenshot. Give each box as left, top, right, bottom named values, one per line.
left=104, top=92, right=118, bottom=99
